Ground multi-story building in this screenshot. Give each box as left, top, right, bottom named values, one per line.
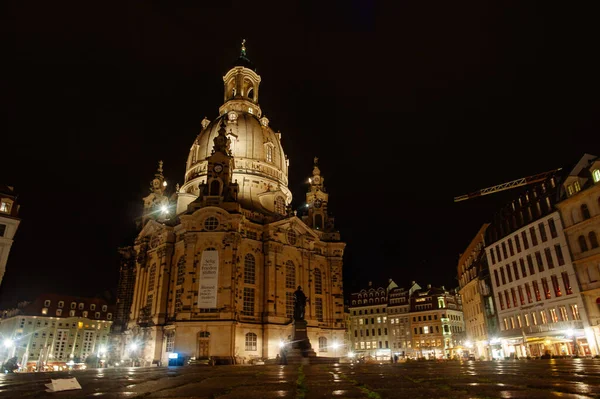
left=0, top=294, right=113, bottom=371
left=485, top=171, right=593, bottom=358
left=458, top=223, right=498, bottom=360
left=114, top=43, right=346, bottom=366
left=387, top=280, right=420, bottom=358
left=0, top=185, right=20, bottom=288
left=348, top=283, right=390, bottom=361
left=410, top=284, right=465, bottom=359
left=556, top=153, right=600, bottom=354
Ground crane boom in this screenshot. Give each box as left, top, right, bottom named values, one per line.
left=454, top=168, right=562, bottom=202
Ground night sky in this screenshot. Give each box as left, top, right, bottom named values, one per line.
left=1, top=2, right=599, bottom=308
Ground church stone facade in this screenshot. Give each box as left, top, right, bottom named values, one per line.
left=114, top=44, right=345, bottom=365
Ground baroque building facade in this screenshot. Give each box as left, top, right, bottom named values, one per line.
left=114, top=45, right=346, bottom=366
left=0, top=185, right=20, bottom=288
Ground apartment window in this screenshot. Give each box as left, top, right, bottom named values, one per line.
left=510, top=317, right=515, bottom=329
left=525, top=283, right=533, bottom=303
left=490, top=250, right=496, bottom=265
left=0, top=201, right=11, bottom=213
left=516, top=315, right=522, bottom=328
left=107, top=313, right=112, bottom=320
left=545, top=248, right=555, bottom=269
left=593, top=169, right=600, bottom=183
left=502, top=242, right=508, bottom=259
left=571, top=304, right=581, bottom=320
left=508, top=239, right=515, bottom=256
left=506, top=265, right=513, bottom=282
left=559, top=306, right=569, bottom=321
left=548, top=218, right=558, bottom=238
left=243, top=288, right=255, bottom=315
left=314, top=268, right=322, bottom=295
left=56, top=309, right=62, bottom=316
left=524, top=314, right=530, bottom=326
left=535, top=251, right=544, bottom=272
left=518, top=285, right=525, bottom=306
left=532, top=281, right=541, bottom=301
left=511, top=288, right=518, bottom=308
left=527, top=255, right=535, bottom=275
left=519, top=258, right=527, bottom=277
left=69, top=310, right=75, bottom=317
left=500, top=267, right=507, bottom=285
left=244, top=254, right=256, bottom=284
left=285, top=261, right=296, bottom=288
left=561, top=272, right=573, bottom=295
left=582, top=204, right=591, bottom=220
left=530, top=227, right=538, bottom=246
left=551, top=275, right=562, bottom=297
left=503, top=318, right=509, bottom=330
left=494, top=270, right=500, bottom=287
left=549, top=308, right=558, bottom=323
left=579, top=235, right=589, bottom=252
left=245, top=333, right=257, bottom=351
left=590, top=232, right=599, bottom=249
left=541, top=278, right=551, bottom=299
left=539, top=223, right=548, bottom=242
left=95, top=312, right=100, bottom=319
left=513, top=262, right=520, bottom=280
left=540, top=310, right=548, bottom=324
left=498, top=293, right=505, bottom=310
left=504, top=291, right=511, bottom=309
left=316, top=298, right=323, bottom=322
left=515, top=235, right=522, bottom=253
left=531, top=312, right=538, bottom=325
left=522, top=231, right=529, bottom=249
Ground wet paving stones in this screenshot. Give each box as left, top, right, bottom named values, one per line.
left=0, top=359, right=599, bottom=398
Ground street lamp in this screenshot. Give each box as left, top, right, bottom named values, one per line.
left=3, top=339, right=14, bottom=348
left=331, top=341, right=340, bottom=359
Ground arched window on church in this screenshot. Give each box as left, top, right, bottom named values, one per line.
left=318, top=337, right=327, bottom=352
left=244, top=254, right=256, bottom=284
left=315, top=214, right=323, bottom=230
left=266, top=145, right=273, bottom=163
left=285, top=261, right=296, bottom=289
left=314, top=268, right=322, bottom=295
left=210, top=180, right=221, bottom=196
left=275, top=197, right=286, bottom=215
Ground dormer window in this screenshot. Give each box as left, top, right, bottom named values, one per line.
left=90, top=304, right=96, bottom=311
left=102, top=305, right=107, bottom=312
left=71, top=302, right=76, bottom=309
left=594, top=169, right=600, bottom=183
left=58, top=301, right=64, bottom=308
left=82, top=311, right=88, bottom=318
left=78, top=303, right=84, bottom=310
left=574, top=181, right=581, bottom=193
left=248, top=107, right=253, bottom=114
left=0, top=201, right=11, bottom=213
left=56, top=309, right=62, bottom=316
left=107, top=313, right=112, bottom=320
left=95, top=312, right=100, bottom=319
left=44, top=300, right=51, bottom=307
left=567, top=185, right=574, bottom=196
left=69, top=310, right=75, bottom=317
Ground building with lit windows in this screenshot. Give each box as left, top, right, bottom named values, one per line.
left=0, top=185, right=20, bottom=288
left=0, top=294, right=113, bottom=372
left=457, top=224, right=499, bottom=360
left=114, top=43, right=345, bottom=366
left=485, top=170, right=593, bottom=358
left=410, top=284, right=465, bottom=359
left=387, top=281, right=421, bottom=358
left=556, top=153, right=600, bottom=354
left=348, top=283, right=390, bottom=361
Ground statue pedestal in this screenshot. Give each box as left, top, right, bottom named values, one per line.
left=283, top=319, right=338, bottom=365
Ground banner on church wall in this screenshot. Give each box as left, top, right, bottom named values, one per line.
left=198, top=250, right=219, bottom=308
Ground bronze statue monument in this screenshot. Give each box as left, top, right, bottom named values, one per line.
left=293, top=286, right=307, bottom=321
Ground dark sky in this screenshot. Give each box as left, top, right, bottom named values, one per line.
left=1, top=1, right=599, bottom=307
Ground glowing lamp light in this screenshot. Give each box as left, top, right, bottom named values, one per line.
left=163, top=181, right=167, bottom=187
left=279, top=341, right=285, bottom=348
left=128, top=342, right=138, bottom=351
left=332, top=341, right=340, bottom=350
left=3, top=338, right=13, bottom=348
left=347, top=352, right=355, bottom=358
left=565, top=329, right=574, bottom=337
left=465, top=340, right=473, bottom=348
left=161, top=205, right=168, bottom=214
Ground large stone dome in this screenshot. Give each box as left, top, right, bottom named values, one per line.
left=178, top=59, right=292, bottom=214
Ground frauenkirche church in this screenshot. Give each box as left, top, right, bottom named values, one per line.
left=113, top=42, right=346, bottom=365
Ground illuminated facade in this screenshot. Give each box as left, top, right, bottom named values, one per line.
left=0, top=294, right=113, bottom=371
left=115, top=44, right=345, bottom=366
left=556, top=153, right=600, bottom=355
left=485, top=169, right=592, bottom=357
left=0, top=185, right=20, bottom=288
left=457, top=224, right=499, bottom=360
